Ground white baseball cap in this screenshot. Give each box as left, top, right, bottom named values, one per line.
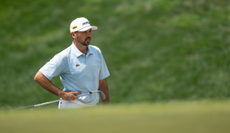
left=70, top=17, right=98, bottom=33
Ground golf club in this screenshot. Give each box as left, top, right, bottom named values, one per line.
left=13, top=90, right=106, bottom=111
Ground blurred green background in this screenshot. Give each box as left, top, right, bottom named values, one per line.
left=0, top=0, right=230, bottom=109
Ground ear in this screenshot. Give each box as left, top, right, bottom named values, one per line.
left=71, top=32, right=77, bottom=38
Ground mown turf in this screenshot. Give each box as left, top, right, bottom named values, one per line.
left=1, top=100, right=230, bottom=133
left=1, top=0, right=230, bottom=108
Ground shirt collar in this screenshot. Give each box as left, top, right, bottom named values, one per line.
left=71, top=42, right=93, bottom=57
left=87, top=45, right=94, bottom=56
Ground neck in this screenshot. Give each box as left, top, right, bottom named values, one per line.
left=74, top=40, right=88, bottom=55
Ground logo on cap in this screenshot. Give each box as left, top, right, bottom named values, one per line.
left=82, top=21, right=89, bottom=26
left=72, top=26, right=78, bottom=30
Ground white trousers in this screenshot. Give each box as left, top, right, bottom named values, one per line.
left=58, top=99, right=96, bottom=109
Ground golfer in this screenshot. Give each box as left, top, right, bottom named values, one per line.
left=34, top=17, right=110, bottom=109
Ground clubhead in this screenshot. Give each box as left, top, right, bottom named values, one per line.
left=98, top=91, right=106, bottom=100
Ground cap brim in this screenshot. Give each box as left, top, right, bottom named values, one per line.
left=78, top=26, right=98, bottom=32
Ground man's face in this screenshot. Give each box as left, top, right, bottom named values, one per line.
left=75, top=29, right=92, bottom=46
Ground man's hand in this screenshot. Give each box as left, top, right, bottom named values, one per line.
left=59, top=91, right=82, bottom=101
left=34, top=71, right=82, bottom=101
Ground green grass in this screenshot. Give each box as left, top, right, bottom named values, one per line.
left=1, top=100, right=230, bottom=133
left=1, top=0, right=230, bottom=109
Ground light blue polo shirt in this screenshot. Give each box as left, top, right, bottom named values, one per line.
left=39, top=43, right=110, bottom=105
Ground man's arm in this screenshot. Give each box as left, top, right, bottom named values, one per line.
left=34, top=71, right=81, bottom=101
left=98, top=78, right=110, bottom=104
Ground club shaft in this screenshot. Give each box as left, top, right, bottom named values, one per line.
left=33, top=99, right=60, bottom=107
left=14, top=90, right=105, bottom=110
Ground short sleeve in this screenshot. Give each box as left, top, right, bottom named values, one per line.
left=39, top=54, right=67, bottom=80
left=99, top=53, right=110, bottom=80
